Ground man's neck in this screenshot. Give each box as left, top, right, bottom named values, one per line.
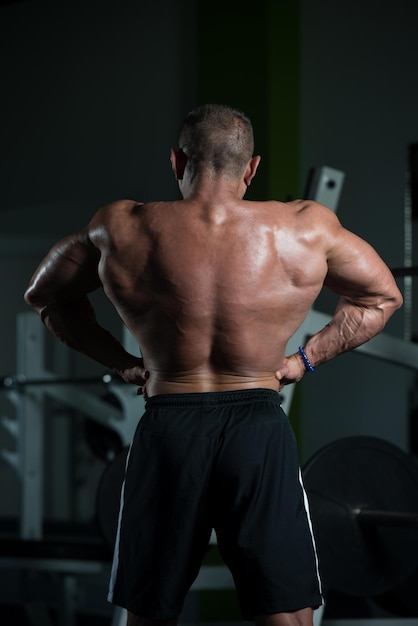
left=180, top=172, right=247, bottom=201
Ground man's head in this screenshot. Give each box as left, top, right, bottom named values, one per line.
left=176, top=104, right=255, bottom=181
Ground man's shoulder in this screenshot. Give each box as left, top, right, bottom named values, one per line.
left=87, top=199, right=145, bottom=227
left=87, top=199, right=178, bottom=244
left=101, top=198, right=145, bottom=214
left=107, top=199, right=179, bottom=214
left=283, top=199, right=342, bottom=229
left=246, top=198, right=339, bottom=222
left=283, top=198, right=334, bottom=213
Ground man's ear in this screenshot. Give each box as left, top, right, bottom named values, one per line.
left=170, top=148, right=187, bottom=180
left=244, top=155, right=261, bottom=187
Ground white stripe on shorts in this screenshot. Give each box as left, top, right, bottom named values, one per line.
left=298, top=468, right=324, bottom=603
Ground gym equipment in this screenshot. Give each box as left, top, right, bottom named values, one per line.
left=0, top=313, right=144, bottom=625
left=1, top=311, right=143, bottom=539
left=1, top=373, right=126, bottom=462
left=1, top=372, right=117, bottom=389
left=303, top=436, right=418, bottom=597
left=0, top=532, right=111, bottom=626
left=304, top=165, right=345, bottom=210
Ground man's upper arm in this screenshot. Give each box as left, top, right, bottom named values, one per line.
left=24, top=230, right=102, bottom=311
left=323, top=218, right=402, bottom=311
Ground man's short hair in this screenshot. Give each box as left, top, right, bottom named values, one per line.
left=179, top=104, right=254, bottom=179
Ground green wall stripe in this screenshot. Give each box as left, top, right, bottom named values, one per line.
left=196, top=0, right=300, bottom=201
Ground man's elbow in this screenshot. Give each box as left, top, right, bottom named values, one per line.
left=384, top=288, right=404, bottom=323
left=24, top=284, right=48, bottom=315
left=391, top=287, right=404, bottom=313
left=24, top=285, right=37, bottom=310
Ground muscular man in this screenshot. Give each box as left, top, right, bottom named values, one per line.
left=24, top=104, right=402, bottom=626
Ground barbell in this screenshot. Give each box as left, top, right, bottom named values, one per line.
left=0, top=373, right=117, bottom=389
left=0, top=371, right=127, bottom=462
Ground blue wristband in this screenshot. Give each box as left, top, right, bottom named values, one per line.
left=298, top=346, right=315, bottom=373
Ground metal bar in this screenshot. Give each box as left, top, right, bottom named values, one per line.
left=16, top=312, right=46, bottom=539
left=1, top=374, right=115, bottom=389
left=355, top=508, right=418, bottom=529
left=60, top=574, right=78, bottom=626
left=39, top=383, right=123, bottom=430
left=0, top=557, right=107, bottom=574
left=354, top=329, right=418, bottom=371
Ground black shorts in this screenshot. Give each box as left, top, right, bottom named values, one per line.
left=108, top=389, right=323, bottom=620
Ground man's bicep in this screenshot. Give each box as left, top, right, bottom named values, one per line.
left=25, top=233, right=101, bottom=309
left=324, top=228, right=399, bottom=303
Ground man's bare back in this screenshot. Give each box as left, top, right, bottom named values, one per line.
left=89, top=197, right=329, bottom=396
left=25, top=189, right=402, bottom=398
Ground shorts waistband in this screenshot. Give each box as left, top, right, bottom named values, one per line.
left=145, top=388, right=281, bottom=408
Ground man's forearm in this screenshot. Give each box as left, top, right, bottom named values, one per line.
left=37, top=296, right=141, bottom=374
left=276, top=292, right=402, bottom=389
left=304, top=295, right=396, bottom=368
